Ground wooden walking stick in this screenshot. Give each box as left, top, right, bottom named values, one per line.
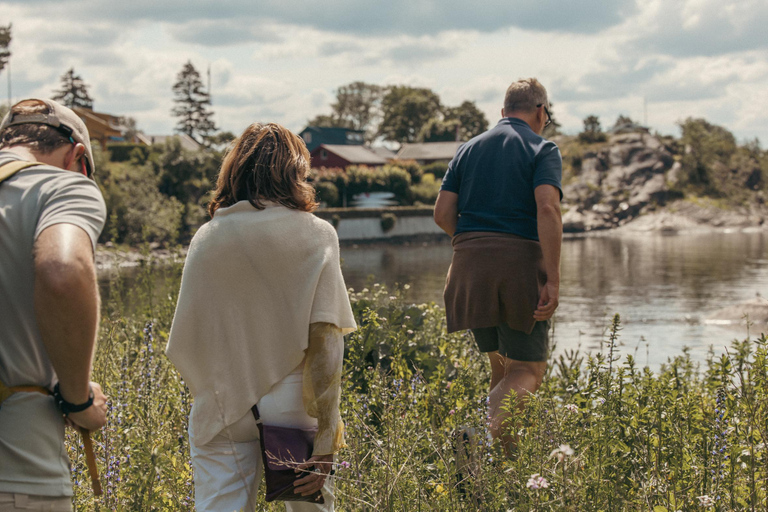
left=79, top=427, right=103, bottom=496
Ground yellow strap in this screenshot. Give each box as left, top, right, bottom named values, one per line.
left=0, top=381, right=51, bottom=406
left=0, top=161, right=43, bottom=184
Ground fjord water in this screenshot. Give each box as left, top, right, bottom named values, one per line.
left=340, top=231, right=768, bottom=367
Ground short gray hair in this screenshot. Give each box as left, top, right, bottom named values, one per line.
left=503, top=78, right=548, bottom=114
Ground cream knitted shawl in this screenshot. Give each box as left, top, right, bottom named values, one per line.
left=166, top=201, right=356, bottom=446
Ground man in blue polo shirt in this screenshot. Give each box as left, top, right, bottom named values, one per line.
left=435, top=78, right=563, bottom=461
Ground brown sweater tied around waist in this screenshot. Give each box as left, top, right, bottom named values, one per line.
left=444, top=231, right=547, bottom=334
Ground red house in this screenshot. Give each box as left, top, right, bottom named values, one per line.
left=310, top=144, right=388, bottom=168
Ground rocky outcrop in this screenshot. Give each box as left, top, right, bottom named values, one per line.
left=560, top=132, right=768, bottom=233
left=562, top=132, right=674, bottom=233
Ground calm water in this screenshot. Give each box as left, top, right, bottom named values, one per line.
left=340, top=232, right=768, bottom=367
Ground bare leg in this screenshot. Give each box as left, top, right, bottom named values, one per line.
left=487, top=356, right=547, bottom=456
left=488, top=351, right=506, bottom=391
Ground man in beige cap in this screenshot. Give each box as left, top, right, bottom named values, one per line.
left=0, top=99, right=108, bottom=510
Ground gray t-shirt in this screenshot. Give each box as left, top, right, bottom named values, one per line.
left=0, top=150, right=106, bottom=496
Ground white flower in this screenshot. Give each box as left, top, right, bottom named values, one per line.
left=526, top=473, right=549, bottom=490
left=564, top=403, right=578, bottom=413
left=549, top=444, right=575, bottom=462
left=697, top=495, right=715, bottom=507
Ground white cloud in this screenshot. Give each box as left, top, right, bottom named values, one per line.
left=1, top=0, right=767, bottom=143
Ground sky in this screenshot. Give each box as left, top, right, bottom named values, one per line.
left=1, top=0, right=767, bottom=144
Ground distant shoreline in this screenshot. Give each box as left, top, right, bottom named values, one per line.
left=95, top=203, right=766, bottom=273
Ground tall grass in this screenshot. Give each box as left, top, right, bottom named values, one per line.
left=68, top=262, right=768, bottom=511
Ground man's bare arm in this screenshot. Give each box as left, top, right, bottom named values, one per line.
left=34, top=224, right=107, bottom=430
left=534, top=185, right=562, bottom=321
left=434, top=190, right=459, bottom=237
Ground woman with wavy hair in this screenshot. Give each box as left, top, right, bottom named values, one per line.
left=166, top=123, right=356, bottom=511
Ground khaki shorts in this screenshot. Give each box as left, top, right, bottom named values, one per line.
left=0, top=493, right=71, bottom=512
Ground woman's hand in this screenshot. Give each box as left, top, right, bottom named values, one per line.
left=293, top=454, right=334, bottom=496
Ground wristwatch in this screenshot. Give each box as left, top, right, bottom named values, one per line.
left=52, top=383, right=94, bottom=416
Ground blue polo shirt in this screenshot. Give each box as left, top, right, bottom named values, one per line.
left=440, top=117, right=562, bottom=241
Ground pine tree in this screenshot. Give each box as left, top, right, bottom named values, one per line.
left=52, top=68, right=94, bottom=109
left=171, top=61, right=216, bottom=143
left=0, top=24, right=11, bottom=74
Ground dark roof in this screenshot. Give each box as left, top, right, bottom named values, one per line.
left=369, top=146, right=397, bottom=160
left=396, top=141, right=463, bottom=162
left=300, top=126, right=365, bottom=152
left=312, top=144, right=387, bottom=165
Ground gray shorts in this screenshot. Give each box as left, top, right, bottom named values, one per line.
left=471, top=320, right=551, bottom=362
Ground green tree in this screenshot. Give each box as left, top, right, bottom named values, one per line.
left=171, top=61, right=216, bottom=143
left=332, top=81, right=382, bottom=138
left=578, top=115, right=607, bottom=143
left=0, top=24, right=11, bottom=74
left=678, top=117, right=737, bottom=190
left=306, top=113, right=353, bottom=129
left=204, top=131, right=237, bottom=151
left=152, top=137, right=221, bottom=239
left=118, top=116, right=139, bottom=142
left=52, top=68, right=94, bottom=109
left=379, top=86, right=442, bottom=143
left=613, top=114, right=635, bottom=129
left=417, top=117, right=461, bottom=142
left=307, top=82, right=382, bottom=140
left=444, top=100, right=488, bottom=140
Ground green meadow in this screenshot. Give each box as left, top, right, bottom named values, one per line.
left=67, top=259, right=768, bottom=511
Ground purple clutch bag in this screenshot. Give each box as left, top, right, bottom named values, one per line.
left=251, top=404, right=325, bottom=504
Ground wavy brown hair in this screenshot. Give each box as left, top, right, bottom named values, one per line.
left=208, top=123, right=317, bottom=216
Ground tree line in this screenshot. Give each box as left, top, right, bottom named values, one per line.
left=308, top=82, right=492, bottom=144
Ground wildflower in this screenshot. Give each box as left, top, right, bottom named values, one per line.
left=550, top=444, right=575, bottom=462
left=449, top=409, right=455, bottom=415
left=697, top=495, right=715, bottom=507
left=564, top=403, right=578, bottom=413
left=407, top=329, right=414, bottom=335
left=403, top=284, right=410, bottom=290
left=389, top=296, right=396, bottom=300
left=340, top=461, right=350, bottom=470
left=526, top=473, right=549, bottom=490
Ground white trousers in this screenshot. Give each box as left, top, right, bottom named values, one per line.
left=189, top=369, right=334, bottom=512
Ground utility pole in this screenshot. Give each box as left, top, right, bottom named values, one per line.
left=207, top=64, right=211, bottom=104
left=643, top=96, right=648, bottom=127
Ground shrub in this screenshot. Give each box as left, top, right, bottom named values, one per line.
left=380, top=212, right=397, bottom=232
left=423, top=161, right=449, bottom=180
left=378, top=165, right=412, bottom=204
left=98, top=162, right=184, bottom=245
left=410, top=172, right=441, bottom=205
left=315, top=181, right=340, bottom=207
left=396, top=159, right=424, bottom=184
left=578, top=115, right=607, bottom=143
left=107, top=143, right=150, bottom=163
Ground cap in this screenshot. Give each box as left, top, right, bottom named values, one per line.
left=0, top=98, right=95, bottom=177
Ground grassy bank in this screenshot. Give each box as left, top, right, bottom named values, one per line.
left=67, top=261, right=768, bottom=511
